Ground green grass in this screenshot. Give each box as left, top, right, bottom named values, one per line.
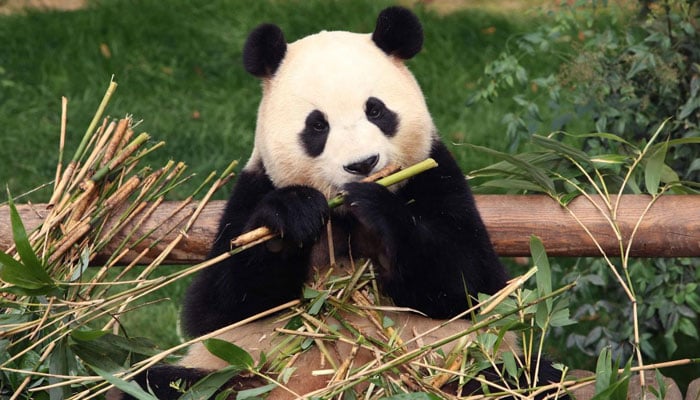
left=0, top=0, right=545, bottom=350
left=0, top=0, right=533, bottom=350
left=0, top=0, right=548, bottom=347
left=0, top=0, right=540, bottom=202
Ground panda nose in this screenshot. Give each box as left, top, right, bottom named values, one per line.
left=343, top=155, right=379, bottom=176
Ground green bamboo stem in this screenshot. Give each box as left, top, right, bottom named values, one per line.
left=231, top=158, right=438, bottom=247
left=327, top=158, right=438, bottom=208
left=72, top=80, right=118, bottom=164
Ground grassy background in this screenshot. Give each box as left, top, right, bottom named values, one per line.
left=0, top=0, right=541, bottom=202
left=0, top=0, right=580, bottom=376
left=0, top=0, right=544, bottom=347
left=0, top=0, right=573, bottom=363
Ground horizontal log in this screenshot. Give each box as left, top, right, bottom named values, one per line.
left=478, top=195, right=700, bottom=257
left=0, top=195, right=698, bottom=265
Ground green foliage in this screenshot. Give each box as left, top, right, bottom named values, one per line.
left=0, top=196, right=55, bottom=293
left=469, top=0, right=700, bottom=183
left=591, top=347, right=631, bottom=400
left=467, top=4, right=700, bottom=382
left=203, top=339, right=254, bottom=370
left=468, top=124, right=700, bottom=387
left=93, top=366, right=158, bottom=400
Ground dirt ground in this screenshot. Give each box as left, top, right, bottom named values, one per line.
left=0, top=0, right=549, bottom=15
left=0, top=0, right=85, bottom=14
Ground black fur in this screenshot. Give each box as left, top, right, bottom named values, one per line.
left=343, top=140, right=508, bottom=317
left=299, top=109, right=330, bottom=157
left=185, top=140, right=506, bottom=332
left=372, top=6, right=424, bottom=59
left=132, top=365, right=209, bottom=398
left=365, top=97, right=399, bottom=137
left=182, top=167, right=329, bottom=337
left=242, top=23, right=287, bottom=77
left=300, top=97, right=397, bottom=159
left=343, top=154, right=379, bottom=176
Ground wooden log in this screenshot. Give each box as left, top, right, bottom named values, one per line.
left=478, top=195, right=700, bottom=257
left=1, top=195, right=698, bottom=264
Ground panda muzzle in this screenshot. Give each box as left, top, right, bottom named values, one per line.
left=343, top=154, right=379, bottom=176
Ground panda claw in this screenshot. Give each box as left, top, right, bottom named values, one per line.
left=246, top=185, right=329, bottom=247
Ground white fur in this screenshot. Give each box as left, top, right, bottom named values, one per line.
left=246, top=30, right=436, bottom=197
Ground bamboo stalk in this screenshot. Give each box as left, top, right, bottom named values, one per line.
left=231, top=159, right=436, bottom=247
left=71, top=80, right=117, bottom=164
left=52, top=96, right=68, bottom=196
left=100, top=117, right=129, bottom=168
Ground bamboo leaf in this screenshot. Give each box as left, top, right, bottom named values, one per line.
left=0, top=250, right=52, bottom=290
left=308, top=291, right=329, bottom=315
left=643, top=118, right=670, bottom=154
left=479, top=179, right=544, bottom=192
left=590, top=154, right=629, bottom=167
left=203, top=338, right=254, bottom=370
left=501, top=351, right=519, bottom=380
left=71, top=338, right=129, bottom=373
left=557, top=131, right=634, bottom=147
left=654, top=369, right=668, bottom=399
left=665, top=137, right=700, bottom=146
left=49, top=339, right=79, bottom=400
left=594, top=348, right=613, bottom=395
left=179, top=366, right=244, bottom=400
left=3, top=192, right=53, bottom=287
left=466, top=144, right=555, bottom=194
left=558, top=191, right=579, bottom=206
left=92, top=366, right=157, bottom=400
left=644, top=140, right=668, bottom=194
left=660, top=164, right=680, bottom=185
left=235, top=383, right=278, bottom=400
left=591, top=358, right=631, bottom=400
left=530, top=236, right=553, bottom=315
left=71, top=329, right=108, bottom=341
left=532, top=134, right=591, bottom=163
left=549, top=307, right=576, bottom=327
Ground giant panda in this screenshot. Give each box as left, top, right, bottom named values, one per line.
left=111, top=6, right=568, bottom=400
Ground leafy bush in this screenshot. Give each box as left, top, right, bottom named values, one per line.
left=469, top=0, right=699, bottom=182
left=467, top=0, right=700, bottom=387
left=467, top=127, right=700, bottom=389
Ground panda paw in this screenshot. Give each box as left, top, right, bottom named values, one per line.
left=247, top=186, right=329, bottom=246
left=343, top=182, right=411, bottom=239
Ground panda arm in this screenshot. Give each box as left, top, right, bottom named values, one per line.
left=344, top=140, right=508, bottom=319
left=181, top=167, right=328, bottom=337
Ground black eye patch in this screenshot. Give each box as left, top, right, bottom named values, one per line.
left=300, top=110, right=329, bottom=157
left=365, top=97, right=398, bottom=137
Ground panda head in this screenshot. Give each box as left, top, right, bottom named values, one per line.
left=243, top=6, right=436, bottom=196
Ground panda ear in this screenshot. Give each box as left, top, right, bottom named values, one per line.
left=371, top=6, right=423, bottom=60
left=243, top=23, right=287, bottom=78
